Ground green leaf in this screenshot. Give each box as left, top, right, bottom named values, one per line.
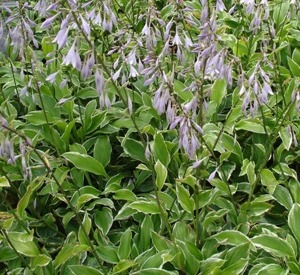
left=6, top=232, right=40, bottom=257
left=252, top=235, right=295, bottom=257
left=176, top=184, right=194, bottom=213
left=151, top=231, right=173, bottom=252
left=173, top=221, right=196, bottom=244
left=201, top=258, right=226, bottom=275
left=160, top=3, right=175, bottom=18
left=113, top=189, right=137, bottom=201
left=273, top=185, right=294, bottom=210
left=236, top=119, right=268, bottom=134
left=210, top=230, right=255, bottom=251
left=153, top=133, right=170, bottom=166
left=78, top=212, right=92, bottom=246
left=139, top=215, right=153, bottom=252
left=132, top=268, right=177, bottom=275
left=260, top=169, right=278, bottom=194
left=284, top=78, right=297, bottom=105
left=246, top=160, right=256, bottom=186
left=17, top=178, right=44, bottom=216
left=115, top=204, right=137, bottom=220
left=247, top=201, right=272, bottom=216
left=63, top=152, right=108, bottom=178
left=155, top=160, right=168, bottom=191
left=288, top=203, right=300, bottom=245
left=77, top=88, right=98, bottom=99
left=84, top=100, right=97, bottom=131
left=122, top=138, right=147, bottom=163
left=61, top=121, right=75, bottom=146
left=174, top=80, right=193, bottom=101
left=221, top=259, right=249, bottom=275
left=70, top=186, right=101, bottom=208
left=93, top=135, right=112, bottom=167
left=41, top=37, right=56, bottom=56
left=129, top=201, right=160, bottom=214
left=221, top=133, right=243, bottom=162
left=94, top=208, right=113, bottom=236
left=31, top=254, right=51, bottom=269
left=287, top=57, right=300, bottom=77
left=273, top=163, right=298, bottom=180
left=273, top=2, right=289, bottom=26
left=118, top=228, right=132, bottom=260
left=77, top=194, right=99, bottom=209
left=256, top=264, right=288, bottom=275
left=142, top=251, right=164, bottom=269
left=54, top=244, right=89, bottom=268
left=221, top=244, right=249, bottom=273
left=113, top=260, right=137, bottom=274
left=293, top=48, right=300, bottom=65
left=0, top=176, right=10, bottom=187
left=68, top=265, right=104, bottom=275
left=289, top=179, right=300, bottom=204
left=24, top=111, right=56, bottom=125
left=279, top=126, right=292, bottom=151
left=0, top=247, right=17, bottom=261
left=96, top=245, right=119, bottom=264
left=176, top=240, right=201, bottom=274
left=287, top=257, right=300, bottom=274
left=211, top=79, right=227, bottom=107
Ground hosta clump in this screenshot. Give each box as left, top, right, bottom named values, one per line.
left=1, top=0, right=300, bottom=274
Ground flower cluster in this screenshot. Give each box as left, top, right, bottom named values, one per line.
left=2, top=0, right=293, bottom=161
left=240, top=61, right=273, bottom=116
left=3, top=2, right=39, bottom=60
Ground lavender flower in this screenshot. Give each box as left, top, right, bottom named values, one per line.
left=53, top=28, right=69, bottom=50
left=0, top=116, right=8, bottom=128
left=208, top=167, right=218, bottom=182
left=81, top=52, right=95, bottom=80
left=127, top=94, right=133, bottom=114
left=80, top=14, right=91, bottom=36
left=62, top=40, right=81, bottom=70
left=173, top=27, right=182, bottom=46
left=46, top=71, right=59, bottom=83
left=4, top=137, right=15, bottom=164
left=95, top=69, right=110, bottom=109
left=178, top=117, right=200, bottom=159
left=34, top=0, right=48, bottom=16
left=0, top=20, right=3, bottom=38
left=152, top=83, right=170, bottom=114
left=41, top=13, right=60, bottom=29
left=145, top=139, right=151, bottom=161
left=250, top=9, right=261, bottom=33
left=240, top=0, right=255, bottom=14
left=141, top=21, right=150, bottom=36
left=20, top=141, right=30, bottom=180
left=216, top=0, right=226, bottom=12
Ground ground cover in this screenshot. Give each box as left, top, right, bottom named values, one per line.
left=1, top=0, right=300, bottom=274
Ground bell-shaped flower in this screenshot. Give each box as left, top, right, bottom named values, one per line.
left=62, top=40, right=81, bottom=70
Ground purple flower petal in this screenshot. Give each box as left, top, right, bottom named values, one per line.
left=53, top=27, right=69, bottom=50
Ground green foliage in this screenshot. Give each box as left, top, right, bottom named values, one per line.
left=1, top=0, right=300, bottom=274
